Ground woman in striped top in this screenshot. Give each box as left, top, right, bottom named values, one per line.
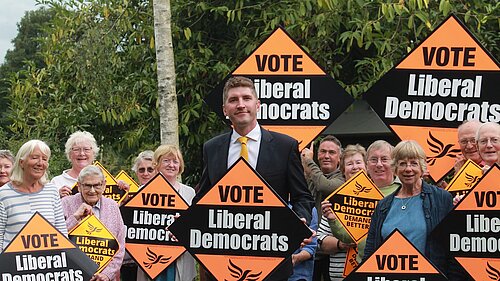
left=0, top=140, right=67, bottom=252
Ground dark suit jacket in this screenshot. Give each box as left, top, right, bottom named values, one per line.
left=195, top=127, right=315, bottom=280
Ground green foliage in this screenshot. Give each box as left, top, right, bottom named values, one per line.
left=2, top=0, right=498, bottom=185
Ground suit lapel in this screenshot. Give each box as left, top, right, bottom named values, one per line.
left=212, top=132, right=231, bottom=182
left=256, top=127, right=274, bottom=172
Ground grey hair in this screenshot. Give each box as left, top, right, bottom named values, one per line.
left=476, top=122, right=500, bottom=141
left=0, top=150, right=14, bottom=164
left=366, top=140, right=394, bottom=160
left=10, top=140, right=51, bottom=185
left=64, top=131, right=99, bottom=162
left=77, top=165, right=105, bottom=183
left=132, top=150, right=154, bottom=172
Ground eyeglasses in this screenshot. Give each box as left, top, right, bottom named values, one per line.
left=478, top=137, right=500, bottom=146
left=161, top=159, right=179, bottom=165
left=368, top=157, right=391, bottom=165
left=138, top=167, right=155, bottom=173
left=459, top=138, right=476, bottom=146
left=71, top=147, right=93, bottom=154
left=397, top=161, right=420, bottom=169
left=80, top=183, right=104, bottom=191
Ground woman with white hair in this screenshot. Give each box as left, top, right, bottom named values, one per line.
left=0, top=140, right=68, bottom=252
left=51, top=131, right=100, bottom=197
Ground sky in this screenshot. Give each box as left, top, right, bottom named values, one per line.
left=0, top=0, right=38, bottom=64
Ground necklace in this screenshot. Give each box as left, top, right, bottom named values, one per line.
left=400, top=196, right=415, bottom=210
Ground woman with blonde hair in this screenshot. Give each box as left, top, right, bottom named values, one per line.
left=0, top=140, right=67, bottom=252
left=0, top=150, right=14, bottom=187
left=364, top=140, right=453, bottom=275
left=136, top=145, right=196, bottom=281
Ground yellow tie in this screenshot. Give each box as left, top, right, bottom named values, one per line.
left=238, top=136, right=249, bottom=161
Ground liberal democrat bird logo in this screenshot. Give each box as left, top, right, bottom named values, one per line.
left=464, top=172, right=480, bottom=188
left=143, top=247, right=171, bottom=269
left=225, top=259, right=262, bottom=281
left=86, top=222, right=102, bottom=235
left=353, top=182, right=371, bottom=195
left=426, top=131, right=461, bottom=166
left=487, top=261, right=500, bottom=280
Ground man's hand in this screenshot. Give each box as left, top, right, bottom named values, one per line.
left=299, top=218, right=316, bottom=248
left=301, top=142, right=314, bottom=177
left=453, top=154, right=466, bottom=175
left=291, top=250, right=312, bottom=266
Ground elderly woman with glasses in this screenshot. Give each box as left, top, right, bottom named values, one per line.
left=364, top=140, right=453, bottom=276
left=132, top=150, right=155, bottom=186
left=61, top=165, right=125, bottom=281
left=0, top=140, right=68, bottom=252
left=51, top=131, right=100, bottom=197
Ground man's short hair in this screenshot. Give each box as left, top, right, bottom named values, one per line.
left=222, top=76, right=257, bottom=104
left=319, top=135, right=342, bottom=153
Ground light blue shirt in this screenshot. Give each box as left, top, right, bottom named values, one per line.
left=381, top=195, right=426, bottom=253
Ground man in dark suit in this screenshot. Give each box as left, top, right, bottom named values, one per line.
left=195, top=76, right=315, bottom=280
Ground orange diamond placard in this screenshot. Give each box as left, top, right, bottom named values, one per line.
left=205, top=27, right=353, bottom=150
left=432, top=164, right=500, bottom=281
left=445, top=159, right=482, bottom=198
left=168, top=159, right=312, bottom=281
left=326, top=170, right=384, bottom=243
left=120, top=173, right=191, bottom=279
left=345, top=230, right=447, bottom=281
left=0, top=213, right=98, bottom=279
left=69, top=215, right=120, bottom=273
left=364, top=14, right=500, bottom=182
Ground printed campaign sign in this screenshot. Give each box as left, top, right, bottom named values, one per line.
left=364, top=14, right=500, bottom=182
left=120, top=173, right=190, bottom=279
left=94, top=161, right=128, bottom=204
left=326, top=170, right=384, bottom=243
left=345, top=229, right=448, bottom=281
left=343, top=247, right=359, bottom=277
left=445, top=159, right=482, bottom=198
left=68, top=215, right=120, bottom=273
left=115, top=170, right=140, bottom=194
left=70, top=162, right=128, bottom=204
left=168, top=159, right=312, bottom=281
left=432, top=164, right=500, bottom=281
left=0, top=212, right=98, bottom=280
left=205, top=27, right=353, bottom=151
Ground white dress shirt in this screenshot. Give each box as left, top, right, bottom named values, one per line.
left=227, top=124, right=261, bottom=169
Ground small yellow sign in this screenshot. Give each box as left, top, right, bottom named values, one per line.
left=115, top=170, right=140, bottom=194
left=69, top=215, right=120, bottom=273
left=445, top=159, right=482, bottom=198
left=326, top=171, right=383, bottom=243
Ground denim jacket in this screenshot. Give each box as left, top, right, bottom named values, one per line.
left=363, top=180, right=453, bottom=275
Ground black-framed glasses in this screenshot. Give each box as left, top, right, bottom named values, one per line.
left=80, top=183, right=104, bottom=191
left=138, top=167, right=154, bottom=173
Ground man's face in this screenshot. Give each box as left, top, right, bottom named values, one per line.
left=458, top=122, right=481, bottom=164
left=477, top=123, right=500, bottom=166
left=317, top=141, right=340, bottom=174
left=366, top=147, right=393, bottom=187
left=222, top=86, right=260, bottom=131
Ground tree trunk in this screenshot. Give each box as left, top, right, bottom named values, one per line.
left=153, top=0, right=178, bottom=147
